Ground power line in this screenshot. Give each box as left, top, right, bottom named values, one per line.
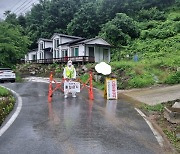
left=15, top=0, right=35, bottom=14
left=13, top=0, right=33, bottom=14
left=9, top=0, right=25, bottom=12
left=16, top=1, right=38, bottom=16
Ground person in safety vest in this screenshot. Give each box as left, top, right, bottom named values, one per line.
left=63, top=60, right=77, bottom=98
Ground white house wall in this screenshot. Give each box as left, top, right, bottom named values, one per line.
left=86, top=45, right=110, bottom=63
left=70, top=44, right=84, bottom=57
left=85, top=45, right=92, bottom=56
left=38, top=40, right=44, bottom=51
left=97, top=47, right=110, bottom=63
left=53, top=35, right=78, bottom=58
left=61, top=44, right=69, bottom=50
left=27, top=51, right=37, bottom=61
left=95, top=46, right=100, bottom=62
left=45, top=42, right=52, bottom=48
left=52, top=35, right=59, bottom=58
left=37, top=40, right=48, bottom=60
left=78, top=44, right=85, bottom=56
left=61, top=44, right=68, bottom=57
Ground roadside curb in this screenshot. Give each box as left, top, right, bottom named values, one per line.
left=0, top=86, right=22, bottom=137
left=135, top=108, right=176, bottom=153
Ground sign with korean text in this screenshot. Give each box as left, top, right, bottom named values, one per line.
left=106, top=78, right=117, bottom=100
left=64, top=81, right=80, bottom=93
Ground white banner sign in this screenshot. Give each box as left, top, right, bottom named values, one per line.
left=64, top=81, right=80, bottom=93
left=106, top=79, right=117, bottom=100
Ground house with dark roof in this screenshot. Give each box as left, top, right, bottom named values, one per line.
left=60, top=37, right=111, bottom=63
left=25, top=33, right=111, bottom=63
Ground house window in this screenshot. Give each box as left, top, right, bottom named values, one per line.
left=54, top=39, right=59, bottom=48
left=75, top=48, right=79, bottom=56
left=32, top=55, right=36, bottom=60
left=40, top=43, right=43, bottom=50
left=54, top=50, right=56, bottom=58
left=103, top=48, right=109, bottom=61
left=89, top=47, right=94, bottom=57
left=40, top=52, right=44, bottom=59
left=57, top=50, right=59, bottom=58
left=62, top=49, right=68, bottom=57
left=71, top=48, right=74, bottom=57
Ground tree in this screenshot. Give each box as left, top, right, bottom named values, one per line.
left=99, top=13, right=140, bottom=46
left=18, top=15, right=27, bottom=28
left=4, top=11, right=18, bottom=25
left=0, top=22, right=31, bottom=67
left=67, top=2, right=100, bottom=38
left=138, top=7, right=166, bottom=21
left=25, top=0, right=83, bottom=48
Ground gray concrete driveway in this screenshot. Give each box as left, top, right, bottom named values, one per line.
left=0, top=82, right=163, bottom=154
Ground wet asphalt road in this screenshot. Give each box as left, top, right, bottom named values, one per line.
left=0, top=82, right=163, bottom=154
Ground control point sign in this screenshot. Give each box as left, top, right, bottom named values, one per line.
left=105, top=78, right=118, bottom=100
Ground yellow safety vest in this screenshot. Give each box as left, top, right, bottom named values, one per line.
left=65, top=66, right=74, bottom=78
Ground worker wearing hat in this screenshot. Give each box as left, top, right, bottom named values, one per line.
left=63, top=60, right=77, bottom=98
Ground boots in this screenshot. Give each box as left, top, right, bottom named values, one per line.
left=72, top=92, right=76, bottom=98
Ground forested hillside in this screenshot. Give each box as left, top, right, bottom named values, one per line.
left=1, top=0, right=179, bottom=56
left=0, top=0, right=180, bottom=88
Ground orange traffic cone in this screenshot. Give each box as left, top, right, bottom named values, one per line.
left=89, top=72, right=94, bottom=100
left=48, top=72, right=53, bottom=103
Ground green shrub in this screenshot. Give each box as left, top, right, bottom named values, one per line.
left=168, top=12, right=180, bottom=21
left=0, top=87, right=10, bottom=97
left=128, top=73, right=155, bottom=88
left=138, top=8, right=166, bottom=21
left=165, top=71, right=180, bottom=84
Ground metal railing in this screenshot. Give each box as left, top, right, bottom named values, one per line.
left=25, top=56, right=95, bottom=64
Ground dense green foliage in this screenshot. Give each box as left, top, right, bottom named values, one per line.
left=67, top=2, right=100, bottom=38
left=3, top=0, right=178, bottom=47
left=0, top=22, right=31, bottom=67
left=99, top=13, right=140, bottom=46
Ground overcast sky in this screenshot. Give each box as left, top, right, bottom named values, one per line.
left=0, top=0, right=39, bottom=19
